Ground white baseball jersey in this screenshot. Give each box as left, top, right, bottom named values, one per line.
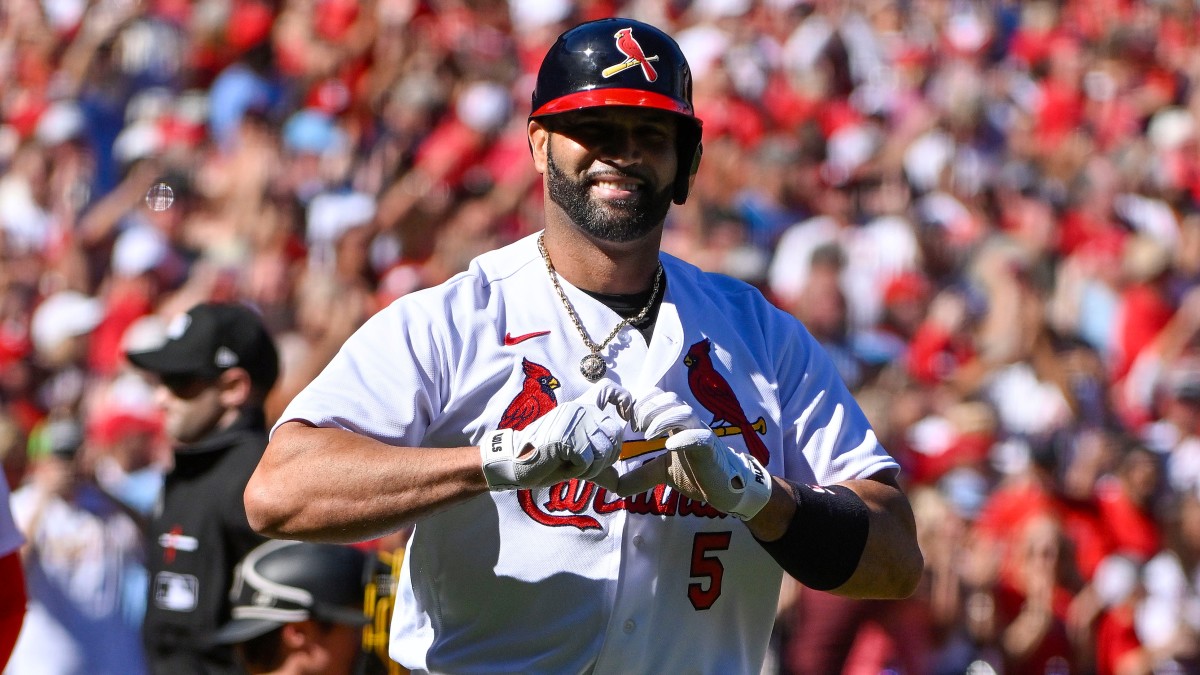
left=277, top=232, right=898, bottom=674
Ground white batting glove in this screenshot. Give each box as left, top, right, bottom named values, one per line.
left=481, top=384, right=629, bottom=491
left=615, top=388, right=772, bottom=520
left=575, top=379, right=634, bottom=421
left=573, top=380, right=633, bottom=490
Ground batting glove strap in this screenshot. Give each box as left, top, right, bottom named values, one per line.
left=666, top=428, right=773, bottom=520
left=480, top=428, right=524, bottom=491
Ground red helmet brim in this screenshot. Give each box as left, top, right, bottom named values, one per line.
left=531, top=88, right=695, bottom=118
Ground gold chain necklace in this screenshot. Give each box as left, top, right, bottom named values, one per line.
left=537, top=233, right=663, bottom=382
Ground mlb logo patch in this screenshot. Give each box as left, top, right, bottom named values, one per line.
left=154, top=572, right=199, bottom=612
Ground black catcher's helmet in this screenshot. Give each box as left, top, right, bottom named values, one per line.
left=211, top=540, right=371, bottom=644
left=531, top=18, right=703, bottom=204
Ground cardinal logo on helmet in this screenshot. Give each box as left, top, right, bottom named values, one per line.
left=602, top=28, right=660, bottom=82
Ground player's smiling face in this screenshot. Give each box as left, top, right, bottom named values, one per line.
left=532, top=107, right=678, bottom=243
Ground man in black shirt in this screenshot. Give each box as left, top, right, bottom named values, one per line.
left=126, top=302, right=279, bottom=675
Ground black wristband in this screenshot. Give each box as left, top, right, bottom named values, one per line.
left=753, top=483, right=869, bottom=591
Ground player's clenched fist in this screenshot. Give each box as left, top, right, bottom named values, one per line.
left=480, top=401, right=626, bottom=491
left=616, top=388, right=773, bottom=520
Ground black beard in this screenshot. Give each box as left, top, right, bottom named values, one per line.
left=545, top=152, right=673, bottom=243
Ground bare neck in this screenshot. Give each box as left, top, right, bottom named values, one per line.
left=540, top=225, right=664, bottom=295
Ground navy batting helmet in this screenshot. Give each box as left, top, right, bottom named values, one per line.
left=530, top=18, right=703, bottom=204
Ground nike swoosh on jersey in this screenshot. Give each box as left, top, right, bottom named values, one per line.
left=504, top=330, right=551, bottom=345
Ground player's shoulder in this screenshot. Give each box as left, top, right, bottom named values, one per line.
left=467, top=233, right=544, bottom=287
left=378, top=235, right=540, bottom=314
left=662, top=252, right=781, bottom=313
left=662, top=252, right=810, bottom=354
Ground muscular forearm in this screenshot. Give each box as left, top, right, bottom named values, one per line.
left=834, top=477, right=923, bottom=597
left=244, top=421, right=489, bottom=543
left=747, top=474, right=923, bottom=599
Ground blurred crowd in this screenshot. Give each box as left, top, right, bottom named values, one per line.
left=6, top=0, right=1200, bottom=673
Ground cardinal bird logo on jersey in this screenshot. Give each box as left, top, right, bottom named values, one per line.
left=602, top=28, right=660, bottom=82
left=509, top=351, right=749, bottom=529
left=685, top=339, right=770, bottom=464
left=502, top=360, right=608, bottom=530
left=499, top=359, right=560, bottom=431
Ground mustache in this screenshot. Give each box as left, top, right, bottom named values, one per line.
left=586, top=167, right=654, bottom=185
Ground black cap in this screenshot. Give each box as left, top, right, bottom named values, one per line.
left=211, top=540, right=371, bottom=645
left=125, top=302, right=279, bottom=390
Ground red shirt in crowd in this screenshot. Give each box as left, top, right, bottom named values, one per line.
left=1095, top=604, right=1143, bottom=675
left=1097, top=480, right=1162, bottom=562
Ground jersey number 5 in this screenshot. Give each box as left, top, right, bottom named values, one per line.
left=688, top=531, right=732, bottom=610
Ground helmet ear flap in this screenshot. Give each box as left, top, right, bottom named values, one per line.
left=673, top=129, right=702, bottom=205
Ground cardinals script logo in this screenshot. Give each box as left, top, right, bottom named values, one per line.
left=500, top=358, right=728, bottom=529
left=502, top=348, right=770, bottom=530
left=602, top=28, right=659, bottom=82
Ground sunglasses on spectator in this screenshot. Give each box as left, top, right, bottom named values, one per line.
left=159, top=372, right=222, bottom=397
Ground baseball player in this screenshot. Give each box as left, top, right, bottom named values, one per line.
left=246, top=18, right=922, bottom=674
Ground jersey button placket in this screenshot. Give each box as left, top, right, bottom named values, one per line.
left=592, top=517, right=654, bottom=670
